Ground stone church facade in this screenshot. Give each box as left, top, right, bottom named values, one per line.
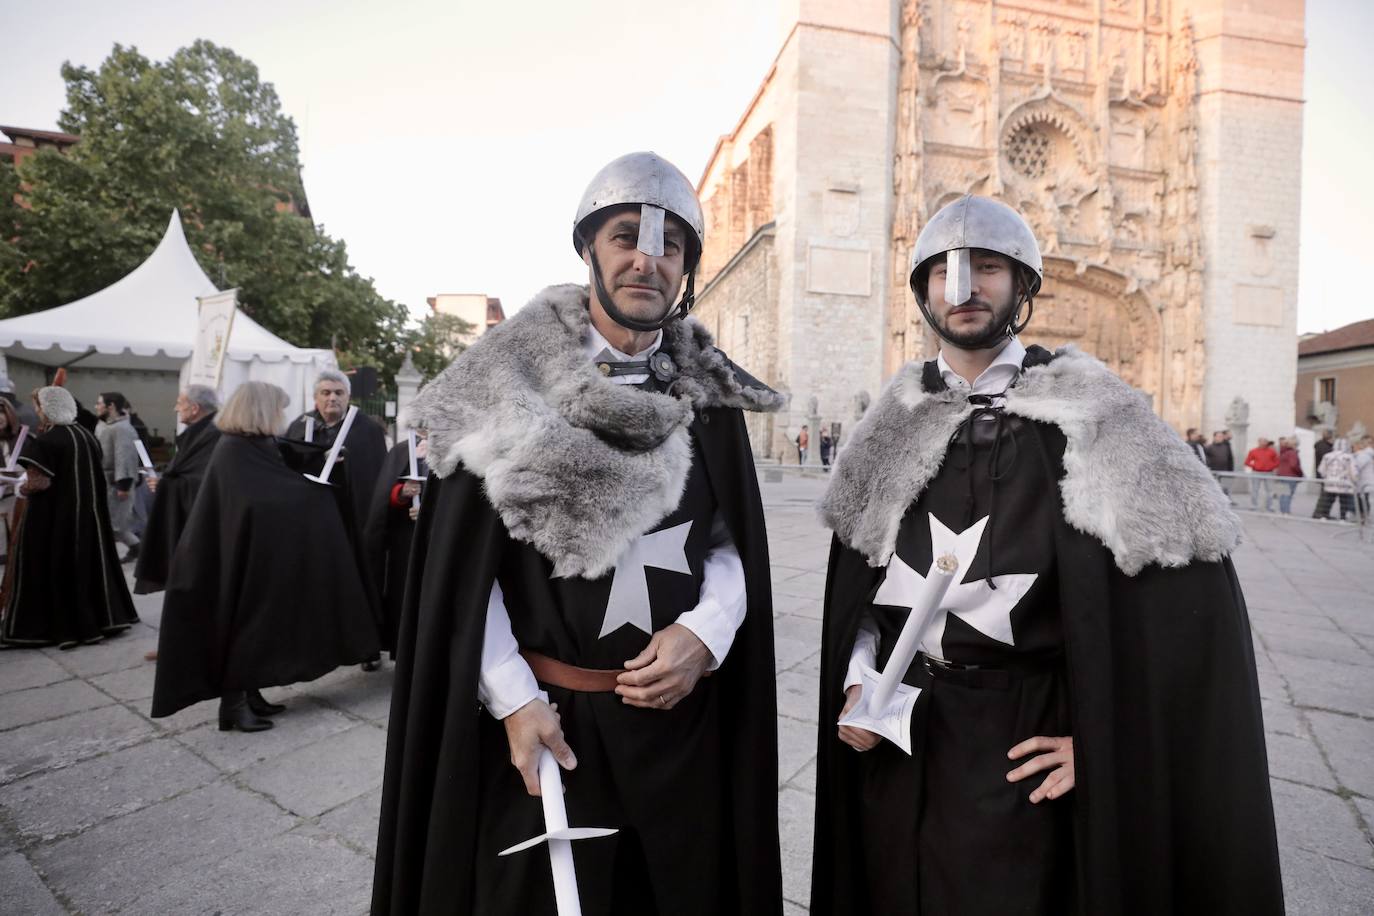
left=692, top=0, right=1305, bottom=461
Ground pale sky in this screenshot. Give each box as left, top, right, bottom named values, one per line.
left=0, top=0, right=1368, bottom=336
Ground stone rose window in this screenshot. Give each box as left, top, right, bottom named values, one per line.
left=1006, top=124, right=1052, bottom=179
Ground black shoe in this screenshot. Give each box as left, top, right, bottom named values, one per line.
left=246, top=688, right=286, bottom=717
left=361, top=656, right=382, bottom=672
left=218, top=692, right=273, bottom=732
left=121, top=544, right=140, bottom=564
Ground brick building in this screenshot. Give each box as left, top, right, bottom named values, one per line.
left=693, top=0, right=1305, bottom=460
left=1295, top=318, right=1374, bottom=438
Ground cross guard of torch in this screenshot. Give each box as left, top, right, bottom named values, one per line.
left=837, top=553, right=960, bottom=755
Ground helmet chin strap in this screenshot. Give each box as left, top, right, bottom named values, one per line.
left=587, top=247, right=696, bottom=333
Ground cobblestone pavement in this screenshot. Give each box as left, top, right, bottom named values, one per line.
left=1, top=473, right=1371, bottom=914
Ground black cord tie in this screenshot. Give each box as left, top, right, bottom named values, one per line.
left=950, top=389, right=1020, bottom=590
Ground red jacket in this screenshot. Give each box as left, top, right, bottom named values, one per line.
left=1245, top=446, right=1279, bottom=473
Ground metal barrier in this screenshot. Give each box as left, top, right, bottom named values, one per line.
left=1211, top=470, right=1370, bottom=542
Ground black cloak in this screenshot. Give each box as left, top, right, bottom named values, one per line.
left=133, top=411, right=221, bottom=594
left=1, top=423, right=139, bottom=647
left=373, top=410, right=780, bottom=915
left=286, top=408, right=388, bottom=540
left=362, top=442, right=422, bottom=655
left=372, top=283, right=786, bottom=915
left=810, top=350, right=1283, bottom=915
left=149, top=434, right=380, bottom=717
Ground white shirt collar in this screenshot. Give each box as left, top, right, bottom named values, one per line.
left=937, top=337, right=1027, bottom=396
left=582, top=323, right=663, bottom=363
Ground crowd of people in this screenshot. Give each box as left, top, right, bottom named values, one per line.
left=0, top=369, right=423, bottom=734
left=1183, top=425, right=1373, bottom=520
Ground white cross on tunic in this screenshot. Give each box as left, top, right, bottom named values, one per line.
left=598, top=520, right=694, bottom=638
left=873, top=514, right=1037, bottom=658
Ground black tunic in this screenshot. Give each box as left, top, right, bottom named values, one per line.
left=372, top=408, right=782, bottom=916
left=285, top=409, right=388, bottom=542
left=149, top=434, right=380, bottom=716
left=362, top=442, right=424, bottom=655
left=133, top=412, right=221, bottom=594
left=811, top=360, right=1283, bottom=916
left=1, top=423, right=138, bottom=648
left=852, top=414, right=1072, bottom=915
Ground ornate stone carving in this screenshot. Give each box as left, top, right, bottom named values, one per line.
left=886, top=2, right=1208, bottom=428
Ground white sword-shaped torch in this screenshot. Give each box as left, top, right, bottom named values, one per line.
left=837, top=553, right=959, bottom=755
left=304, top=405, right=357, bottom=485
left=498, top=693, right=618, bottom=916
left=133, top=438, right=157, bottom=482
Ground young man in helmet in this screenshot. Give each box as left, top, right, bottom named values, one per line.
left=373, top=152, right=785, bottom=915
left=809, top=195, right=1281, bottom=915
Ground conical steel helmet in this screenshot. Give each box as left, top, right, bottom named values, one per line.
left=909, top=195, right=1043, bottom=306
left=572, top=152, right=704, bottom=266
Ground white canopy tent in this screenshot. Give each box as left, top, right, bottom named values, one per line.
left=0, top=211, right=335, bottom=424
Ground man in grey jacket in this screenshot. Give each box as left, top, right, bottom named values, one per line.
left=95, top=391, right=143, bottom=563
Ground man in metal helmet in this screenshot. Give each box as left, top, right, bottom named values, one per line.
left=374, top=152, right=786, bottom=915
left=810, top=195, right=1282, bottom=914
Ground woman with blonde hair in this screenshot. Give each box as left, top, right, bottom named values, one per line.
left=151, top=381, right=380, bottom=731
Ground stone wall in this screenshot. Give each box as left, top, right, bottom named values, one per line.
left=693, top=227, right=782, bottom=457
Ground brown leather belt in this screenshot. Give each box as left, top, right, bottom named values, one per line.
left=520, top=650, right=624, bottom=693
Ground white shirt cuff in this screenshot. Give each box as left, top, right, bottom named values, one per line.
left=844, top=614, right=880, bottom=692
left=674, top=514, right=746, bottom=670
left=477, top=580, right=540, bottom=720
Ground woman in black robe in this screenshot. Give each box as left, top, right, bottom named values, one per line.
left=1, top=387, right=138, bottom=648
left=150, top=381, right=380, bottom=732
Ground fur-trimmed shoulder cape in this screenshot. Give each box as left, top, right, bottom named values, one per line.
left=821, top=345, right=1241, bottom=575
left=404, top=283, right=784, bottom=578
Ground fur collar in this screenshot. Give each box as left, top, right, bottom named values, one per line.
left=820, top=346, right=1241, bottom=576
left=404, top=284, right=785, bottom=578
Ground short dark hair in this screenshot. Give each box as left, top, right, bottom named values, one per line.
left=99, top=391, right=129, bottom=414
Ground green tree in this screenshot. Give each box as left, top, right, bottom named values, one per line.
left=1, top=41, right=409, bottom=370
left=404, top=311, right=476, bottom=381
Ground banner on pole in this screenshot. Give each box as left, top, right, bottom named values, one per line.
left=188, top=289, right=239, bottom=389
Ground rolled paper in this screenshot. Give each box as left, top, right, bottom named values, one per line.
left=304, top=416, right=315, bottom=443
left=870, top=553, right=959, bottom=712
left=307, top=405, right=357, bottom=485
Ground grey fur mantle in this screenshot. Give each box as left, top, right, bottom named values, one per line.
left=819, top=346, right=1241, bottom=576
left=404, top=283, right=785, bottom=578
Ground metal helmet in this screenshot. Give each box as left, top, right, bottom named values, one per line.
left=572, top=152, right=705, bottom=332
left=572, top=151, right=704, bottom=265
left=908, top=194, right=1044, bottom=347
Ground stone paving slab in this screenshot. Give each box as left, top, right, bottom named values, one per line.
left=238, top=724, right=387, bottom=819
left=0, top=850, right=66, bottom=915
left=0, top=738, right=218, bottom=843
left=0, top=703, right=156, bottom=786
left=0, top=476, right=1369, bottom=912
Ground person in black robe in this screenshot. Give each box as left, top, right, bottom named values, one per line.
left=373, top=153, right=786, bottom=915
left=810, top=195, right=1282, bottom=915
left=133, top=385, right=222, bottom=594
left=150, top=381, right=380, bottom=732
left=1, top=387, right=138, bottom=648
left=285, top=368, right=388, bottom=540
left=362, top=433, right=426, bottom=658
